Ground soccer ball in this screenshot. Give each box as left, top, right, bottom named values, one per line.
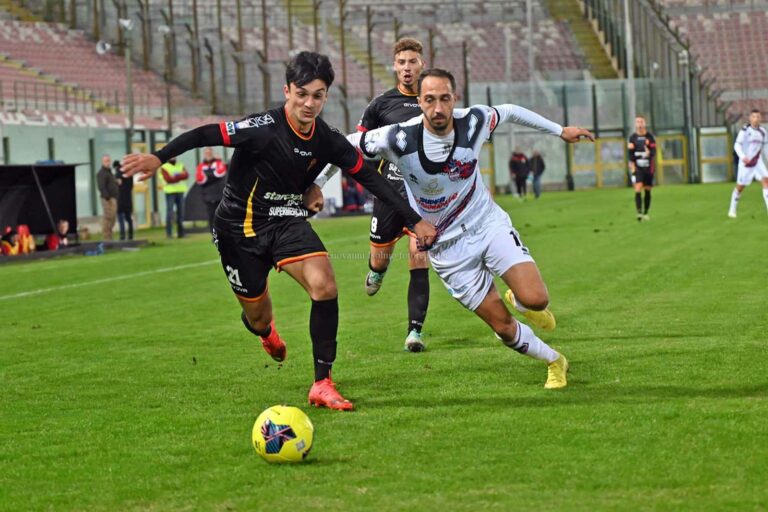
left=252, top=405, right=314, bottom=463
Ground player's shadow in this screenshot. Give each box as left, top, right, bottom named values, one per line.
left=360, top=383, right=768, bottom=409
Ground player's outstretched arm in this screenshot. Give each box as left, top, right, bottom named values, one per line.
left=122, top=124, right=223, bottom=181
left=352, top=164, right=436, bottom=249
left=560, top=126, right=595, bottom=143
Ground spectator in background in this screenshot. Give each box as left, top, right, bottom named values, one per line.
left=509, top=149, right=529, bottom=198
left=14, top=225, right=35, bottom=254
left=160, top=157, right=189, bottom=238
left=529, top=150, right=546, bottom=199
left=97, top=154, right=118, bottom=240
left=114, top=160, right=134, bottom=241
left=46, top=219, right=70, bottom=250
left=195, top=147, right=227, bottom=231
left=342, top=176, right=367, bottom=212
left=1, top=228, right=19, bottom=256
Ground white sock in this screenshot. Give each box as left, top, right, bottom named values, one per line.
left=498, top=320, right=558, bottom=363
left=513, top=296, right=529, bottom=313
left=729, top=188, right=741, bottom=213
left=763, top=188, right=768, bottom=211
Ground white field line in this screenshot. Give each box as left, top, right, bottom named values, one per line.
left=0, top=260, right=219, bottom=301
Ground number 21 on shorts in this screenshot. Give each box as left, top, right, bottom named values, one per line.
left=226, top=265, right=243, bottom=286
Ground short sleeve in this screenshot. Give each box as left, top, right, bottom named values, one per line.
left=357, top=99, right=380, bottom=132
left=359, top=125, right=398, bottom=163
left=218, top=112, right=277, bottom=150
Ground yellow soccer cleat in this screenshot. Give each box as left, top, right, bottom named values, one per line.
left=504, top=289, right=557, bottom=331
left=545, top=353, right=569, bottom=389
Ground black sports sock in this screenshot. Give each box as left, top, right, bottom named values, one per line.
left=634, top=192, right=642, bottom=213
left=407, top=268, right=429, bottom=334
left=241, top=311, right=271, bottom=337
left=310, top=298, right=339, bottom=381
left=369, top=256, right=388, bottom=274
left=644, top=190, right=651, bottom=214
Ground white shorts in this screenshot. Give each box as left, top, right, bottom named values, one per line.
left=429, top=209, right=534, bottom=311
left=736, top=161, right=768, bottom=186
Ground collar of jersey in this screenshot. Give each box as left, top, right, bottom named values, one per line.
left=284, top=106, right=316, bottom=141
left=397, top=84, right=418, bottom=97
left=417, top=122, right=459, bottom=174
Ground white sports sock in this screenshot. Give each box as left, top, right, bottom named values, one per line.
left=763, top=188, right=768, bottom=211
left=513, top=296, right=529, bottom=313
left=498, top=320, right=558, bottom=363
left=729, top=188, right=741, bottom=213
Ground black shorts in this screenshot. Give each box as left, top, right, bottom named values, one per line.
left=369, top=197, right=410, bottom=247
left=635, top=167, right=654, bottom=187
left=213, top=218, right=327, bottom=301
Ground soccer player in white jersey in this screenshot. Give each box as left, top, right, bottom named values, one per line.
left=728, top=109, right=768, bottom=218
left=316, top=68, right=593, bottom=388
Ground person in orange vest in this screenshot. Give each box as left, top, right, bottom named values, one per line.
left=160, top=158, right=189, bottom=238
left=1, top=228, right=19, bottom=256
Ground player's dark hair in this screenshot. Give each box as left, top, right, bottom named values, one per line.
left=751, top=109, right=761, bottom=114
left=394, top=37, right=423, bottom=57
left=417, top=68, right=456, bottom=95
left=285, top=51, right=335, bottom=88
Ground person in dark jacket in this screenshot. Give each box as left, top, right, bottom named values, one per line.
left=529, top=151, right=546, bottom=199
left=97, top=154, right=119, bottom=240
left=114, top=160, right=134, bottom=240
left=509, top=149, right=529, bottom=198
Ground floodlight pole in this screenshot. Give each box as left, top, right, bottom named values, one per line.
left=623, top=0, right=636, bottom=127
left=125, top=29, right=135, bottom=153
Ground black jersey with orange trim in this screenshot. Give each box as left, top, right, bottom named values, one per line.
left=628, top=132, right=657, bottom=171
left=214, top=106, right=362, bottom=237
left=358, top=87, right=422, bottom=193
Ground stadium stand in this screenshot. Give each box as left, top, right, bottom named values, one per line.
left=0, top=20, right=206, bottom=119
left=657, top=1, right=768, bottom=118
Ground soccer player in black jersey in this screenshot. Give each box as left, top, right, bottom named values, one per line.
left=122, top=51, right=436, bottom=411
left=628, top=116, right=657, bottom=221
left=357, top=38, right=432, bottom=351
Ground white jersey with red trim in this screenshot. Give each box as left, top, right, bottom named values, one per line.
left=734, top=124, right=768, bottom=173
left=352, top=104, right=563, bottom=244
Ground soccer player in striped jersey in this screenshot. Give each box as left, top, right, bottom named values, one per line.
left=317, top=68, right=593, bottom=389
left=728, top=109, right=768, bottom=218
left=122, top=52, right=436, bottom=411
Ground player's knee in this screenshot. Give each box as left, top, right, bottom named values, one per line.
left=517, top=290, right=549, bottom=311
left=308, top=280, right=338, bottom=301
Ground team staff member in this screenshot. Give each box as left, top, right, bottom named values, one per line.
left=627, top=116, right=656, bottom=221
left=122, top=51, right=436, bottom=411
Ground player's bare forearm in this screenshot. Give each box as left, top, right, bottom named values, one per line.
left=560, top=126, right=595, bottom=143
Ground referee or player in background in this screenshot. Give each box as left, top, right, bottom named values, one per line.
left=122, top=51, right=436, bottom=411
left=627, top=116, right=657, bottom=221
left=351, top=38, right=432, bottom=352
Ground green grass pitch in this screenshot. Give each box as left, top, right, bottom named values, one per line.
left=1, top=183, right=766, bottom=511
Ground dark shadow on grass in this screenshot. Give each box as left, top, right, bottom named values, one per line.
left=356, top=383, right=768, bottom=409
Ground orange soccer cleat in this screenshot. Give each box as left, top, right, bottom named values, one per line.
left=308, top=378, right=354, bottom=411
left=259, top=320, right=286, bottom=362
